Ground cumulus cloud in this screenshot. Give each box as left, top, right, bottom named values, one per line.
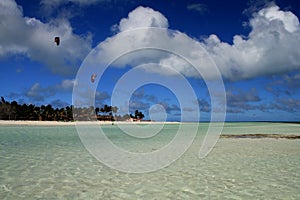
left=265, top=72, right=300, bottom=96
left=196, top=98, right=211, bottom=112
left=114, top=86, right=183, bottom=118
left=227, top=88, right=261, bottom=104
left=129, top=100, right=150, bottom=112
left=26, top=83, right=55, bottom=101
left=205, top=5, right=300, bottom=80
left=224, top=87, right=300, bottom=114
left=41, top=0, right=102, bottom=7
left=95, top=6, right=216, bottom=79
left=96, top=4, right=300, bottom=81
left=0, top=0, right=92, bottom=76
left=40, top=0, right=134, bottom=18
left=60, top=79, right=75, bottom=90
left=8, top=79, right=75, bottom=102
left=40, top=0, right=104, bottom=14
left=114, top=6, right=168, bottom=32
left=10, top=78, right=110, bottom=107
left=186, top=3, right=208, bottom=15
left=224, top=88, right=262, bottom=113
left=95, top=91, right=111, bottom=106
left=50, top=99, right=70, bottom=108
left=270, top=98, right=300, bottom=112
left=283, top=73, right=300, bottom=87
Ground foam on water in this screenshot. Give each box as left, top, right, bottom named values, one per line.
left=0, top=123, right=300, bottom=199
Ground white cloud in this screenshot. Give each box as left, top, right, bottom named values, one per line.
left=96, top=5, right=300, bottom=81
left=259, top=5, right=299, bottom=32
left=40, top=0, right=132, bottom=16
left=96, top=26, right=216, bottom=80
left=50, top=99, right=70, bottom=108
left=60, top=79, right=75, bottom=90
left=26, top=83, right=55, bottom=101
left=204, top=5, right=300, bottom=80
left=0, top=0, right=92, bottom=76
left=40, top=0, right=103, bottom=11
left=117, top=6, right=169, bottom=32
left=41, top=0, right=102, bottom=6
left=9, top=79, right=75, bottom=102
left=186, top=3, right=208, bottom=15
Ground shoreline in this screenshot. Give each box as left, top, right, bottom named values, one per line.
left=1, top=120, right=300, bottom=139
left=1, top=120, right=299, bottom=126
left=0, top=120, right=181, bottom=126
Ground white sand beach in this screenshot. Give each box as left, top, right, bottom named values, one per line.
left=0, top=120, right=76, bottom=126
left=0, top=120, right=180, bottom=126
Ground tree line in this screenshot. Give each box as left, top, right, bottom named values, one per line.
left=0, top=97, right=144, bottom=121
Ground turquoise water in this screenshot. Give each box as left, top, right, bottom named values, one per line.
left=0, top=123, right=300, bottom=199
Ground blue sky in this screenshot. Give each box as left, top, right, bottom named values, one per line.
left=1, top=0, right=300, bottom=122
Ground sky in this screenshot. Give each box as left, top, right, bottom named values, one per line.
left=1, top=0, right=300, bottom=122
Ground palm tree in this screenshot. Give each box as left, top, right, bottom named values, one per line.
left=45, top=104, right=54, bottom=120
left=27, top=104, right=35, bottom=120
left=112, top=106, right=118, bottom=114
left=95, top=107, right=100, bottom=116
left=33, top=106, right=41, bottom=120
left=103, top=104, right=109, bottom=114
left=134, top=110, right=145, bottom=120
left=10, top=101, right=18, bottom=120
left=66, top=106, right=73, bottom=121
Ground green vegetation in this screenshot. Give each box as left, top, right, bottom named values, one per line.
left=0, top=97, right=144, bottom=121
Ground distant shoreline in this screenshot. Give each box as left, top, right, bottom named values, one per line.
left=1, top=120, right=300, bottom=126
left=0, top=120, right=180, bottom=126
left=1, top=120, right=300, bottom=139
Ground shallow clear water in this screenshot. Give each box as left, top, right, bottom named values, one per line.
left=0, top=123, right=300, bottom=199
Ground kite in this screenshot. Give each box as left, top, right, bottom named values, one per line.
left=54, top=37, right=60, bottom=46
left=91, top=74, right=97, bottom=83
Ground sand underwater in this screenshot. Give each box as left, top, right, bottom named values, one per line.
left=0, top=122, right=299, bottom=199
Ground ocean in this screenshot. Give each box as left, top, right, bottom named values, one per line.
left=0, top=122, right=300, bottom=199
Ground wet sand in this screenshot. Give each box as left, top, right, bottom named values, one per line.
left=221, top=134, right=300, bottom=139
